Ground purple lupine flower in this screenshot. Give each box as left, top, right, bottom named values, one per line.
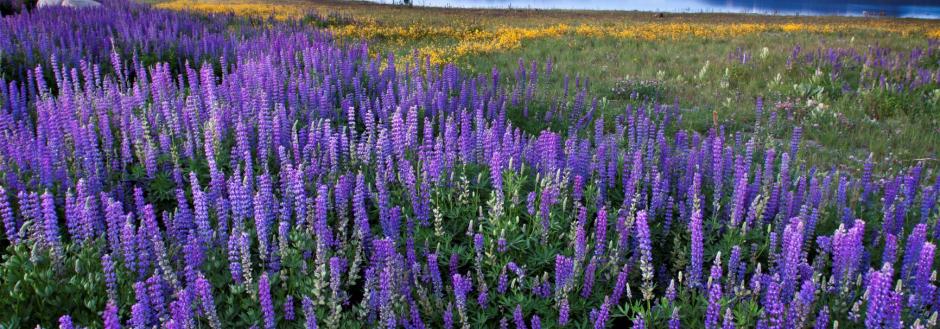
left=302, top=296, right=318, bottom=329
left=103, top=301, right=121, bottom=329
left=0, top=187, right=18, bottom=243
left=477, top=285, right=489, bottom=310
left=581, top=258, right=597, bottom=298
left=443, top=303, right=454, bottom=329
left=558, top=297, right=570, bottom=326
left=329, top=257, right=346, bottom=301
left=491, top=150, right=503, bottom=197
left=58, top=315, right=74, bottom=329
left=227, top=231, right=244, bottom=284
left=666, top=279, right=676, bottom=303
left=354, top=173, right=372, bottom=247
left=131, top=301, right=149, bottom=329
left=133, top=280, right=151, bottom=327
left=689, top=206, right=704, bottom=288
left=669, top=309, right=681, bottom=329
left=705, top=255, right=723, bottom=329
left=633, top=314, right=646, bottom=329
left=865, top=263, right=894, bottom=329
left=41, top=191, right=63, bottom=258
left=315, top=184, right=334, bottom=246
left=593, top=298, right=610, bottom=329
left=636, top=210, right=654, bottom=299
left=727, top=246, right=741, bottom=288
left=147, top=275, right=167, bottom=322
left=860, top=156, right=874, bottom=205
left=453, top=273, right=473, bottom=316
left=789, top=126, right=802, bottom=159
left=721, top=309, right=735, bottom=329
left=121, top=215, right=137, bottom=274
left=526, top=192, right=536, bottom=215
left=574, top=224, right=587, bottom=261
left=473, top=233, right=485, bottom=254
left=555, top=255, right=575, bottom=293
left=611, top=266, right=629, bottom=304
left=191, top=172, right=211, bottom=247
left=755, top=96, right=764, bottom=121
left=832, top=220, right=865, bottom=286
left=780, top=217, right=804, bottom=298
left=882, top=234, right=898, bottom=267
left=283, top=296, right=295, bottom=321
left=428, top=253, right=443, bottom=298
left=195, top=273, right=222, bottom=329
left=901, top=224, right=926, bottom=282
left=498, top=271, right=509, bottom=294
left=530, top=315, right=541, bottom=329
left=259, top=273, right=276, bottom=329
left=102, top=253, right=118, bottom=302
left=594, top=207, right=607, bottom=256
left=449, top=253, right=460, bottom=280
left=813, top=307, right=829, bottom=329
left=573, top=175, right=584, bottom=202
left=513, top=304, right=526, bottom=329
left=913, top=242, right=936, bottom=309
left=764, top=275, right=784, bottom=329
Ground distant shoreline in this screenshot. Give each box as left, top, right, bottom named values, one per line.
left=344, top=0, right=940, bottom=20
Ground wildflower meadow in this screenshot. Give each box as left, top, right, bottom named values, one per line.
left=1, top=0, right=939, bottom=328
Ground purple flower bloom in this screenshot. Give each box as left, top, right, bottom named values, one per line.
left=636, top=210, right=654, bottom=298
left=329, top=257, right=346, bottom=301
left=554, top=255, right=575, bottom=293
left=594, top=207, right=607, bottom=256
left=428, top=253, right=443, bottom=298
left=912, top=242, right=936, bottom=309
left=706, top=256, right=723, bottom=329
left=453, top=273, right=473, bottom=314
left=0, top=187, right=18, bottom=244
left=581, top=258, right=597, bottom=298
left=901, top=224, right=926, bottom=282
left=789, top=126, right=802, bottom=160
left=58, top=315, right=74, bottom=329
left=689, top=206, right=704, bottom=288
left=593, top=298, right=610, bottom=329
left=558, top=297, right=570, bottom=326
left=259, top=273, right=276, bottom=329
left=41, top=191, right=63, bottom=258
left=721, top=309, right=735, bottom=329
left=669, top=309, right=681, bottom=329
left=102, top=253, right=118, bottom=302
left=813, top=307, right=829, bottom=329
left=302, top=296, right=318, bottom=329
left=764, top=275, right=784, bottom=329
left=633, top=314, right=646, bottom=329
left=865, top=262, right=899, bottom=329
left=530, top=315, right=541, bottom=329
left=443, top=303, right=454, bottom=329
left=131, top=301, right=149, bottom=329
left=196, top=273, right=222, bottom=329
left=513, top=304, right=526, bottom=329
left=780, top=217, right=805, bottom=298
left=103, top=301, right=121, bottom=329
left=283, top=296, right=295, bottom=321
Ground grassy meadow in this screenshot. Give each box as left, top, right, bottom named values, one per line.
left=153, top=0, right=940, bottom=173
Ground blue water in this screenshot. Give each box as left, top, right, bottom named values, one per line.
left=367, top=0, right=940, bottom=18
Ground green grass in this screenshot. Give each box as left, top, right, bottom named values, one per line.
left=456, top=32, right=940, bottom=173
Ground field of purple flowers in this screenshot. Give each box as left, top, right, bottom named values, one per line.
left=1, top=1, right=940, bottom=328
